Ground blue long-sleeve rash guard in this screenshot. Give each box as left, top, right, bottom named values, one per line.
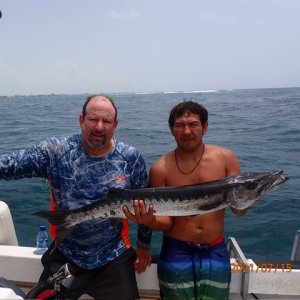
left=0, top=134, right=152, bottom=269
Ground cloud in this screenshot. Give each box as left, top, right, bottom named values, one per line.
left=109, top=10, right=141, bottom=19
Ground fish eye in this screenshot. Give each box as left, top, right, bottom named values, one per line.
left=247, top=182, right=258, bottom=190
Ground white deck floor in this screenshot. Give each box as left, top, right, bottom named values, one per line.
left=1, top=245, right=300, bottom=300
left=1, top=201, right=300, bottom=300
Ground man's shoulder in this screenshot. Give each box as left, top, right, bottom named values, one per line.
left=38, top=134, right=81, bottom=153
left=41, top=133, right=79, bottom=144
left=205, top=144, right=240, bottom=175
left=116, top=140, right=138, bottom=152
left=206, top=144, right=235, bottom=156
left=206, top=143, right=226, bottom=150
left=150, top=150, right=173, bottom=174
left=115, top=140, right=143, bottom=159
left=152, top=150, right=171, bottom=165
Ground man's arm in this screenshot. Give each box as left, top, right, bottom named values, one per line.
left=124, top=162, right=173, bottom=232
left=135, top=223, right=153, bottom=273
left=0, top=144, right=50, bottom=180
left=124, top=158, right=174, bottom=273
left=130, top=152, right=153, bottom=273
left=146, top=164, right=173, bottom=232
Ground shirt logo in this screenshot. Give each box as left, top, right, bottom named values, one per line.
left=116, top=175, right=126, bottom=184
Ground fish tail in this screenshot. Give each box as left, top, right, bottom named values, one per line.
left=32, top=210, right=70, bottom=226
left=50, top=224, right=76, bottom=254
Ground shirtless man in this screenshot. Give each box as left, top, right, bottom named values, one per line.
left=124, top=100, right=246, bottom=299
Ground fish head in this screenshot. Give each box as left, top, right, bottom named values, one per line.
left=227, top=170, right=288, bottom=210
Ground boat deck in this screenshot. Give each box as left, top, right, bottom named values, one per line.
left=1, top=201, right=300, bottom=300
left=0, top=243, right=300, bottom=300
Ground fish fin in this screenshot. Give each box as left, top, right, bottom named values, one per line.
left=50, top=224, right=76, bottom=254
left=107, top=188, right=129, bottom=195
left=32, top=210, right=71, bottom=226
left=198, top=202, right=223, bottom=211
left=50, top=239, right=61, bottom=255
left=108, top=217, right=124, bottom=227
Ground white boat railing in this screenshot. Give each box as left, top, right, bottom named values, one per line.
left=227, top=237, right=250, bottom=300
left=227, top=236, right=300, bottom=300
left=291, top=230, right=300, bottom=261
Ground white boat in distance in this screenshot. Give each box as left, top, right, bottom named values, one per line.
left=1, top=200, right=300, bottom=300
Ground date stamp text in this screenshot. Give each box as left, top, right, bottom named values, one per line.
left=231, top=263, right=292, bottom=273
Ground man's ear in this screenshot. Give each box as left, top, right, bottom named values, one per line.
left=79, top=114, right=84, bottom=127
left=170, top=126, right=175, bottom=136
left=203, top=122, right=208, bottom=135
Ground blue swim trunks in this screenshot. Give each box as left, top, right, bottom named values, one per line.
left=158, top=235, right=231, bottom=300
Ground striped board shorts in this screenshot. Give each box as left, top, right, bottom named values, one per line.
left=158, top=235, right=230, bottom=300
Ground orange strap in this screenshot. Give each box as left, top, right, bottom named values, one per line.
left=120, top=219, right=131, bottom=248
left=48, top=180, right=57, bottom=239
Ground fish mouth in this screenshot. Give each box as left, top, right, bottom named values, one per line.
left=226, top=170, right=288, bottom=210
left=257, top=170, right=288, bottom=195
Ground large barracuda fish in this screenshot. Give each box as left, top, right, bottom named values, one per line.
left=33, top=170, right=287, bottom=246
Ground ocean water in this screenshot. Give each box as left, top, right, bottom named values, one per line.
left=0, top=87, right=299, bottom=262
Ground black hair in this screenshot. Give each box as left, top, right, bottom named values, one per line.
left=168, top=100, right=208, bottom=127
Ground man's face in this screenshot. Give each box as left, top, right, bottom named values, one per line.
left=171, top=112, right=207, bottom=151
left=79, top=97, right=118, bottom=155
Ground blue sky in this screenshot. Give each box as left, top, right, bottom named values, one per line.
left=1, top=0, right=300, bottom=96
